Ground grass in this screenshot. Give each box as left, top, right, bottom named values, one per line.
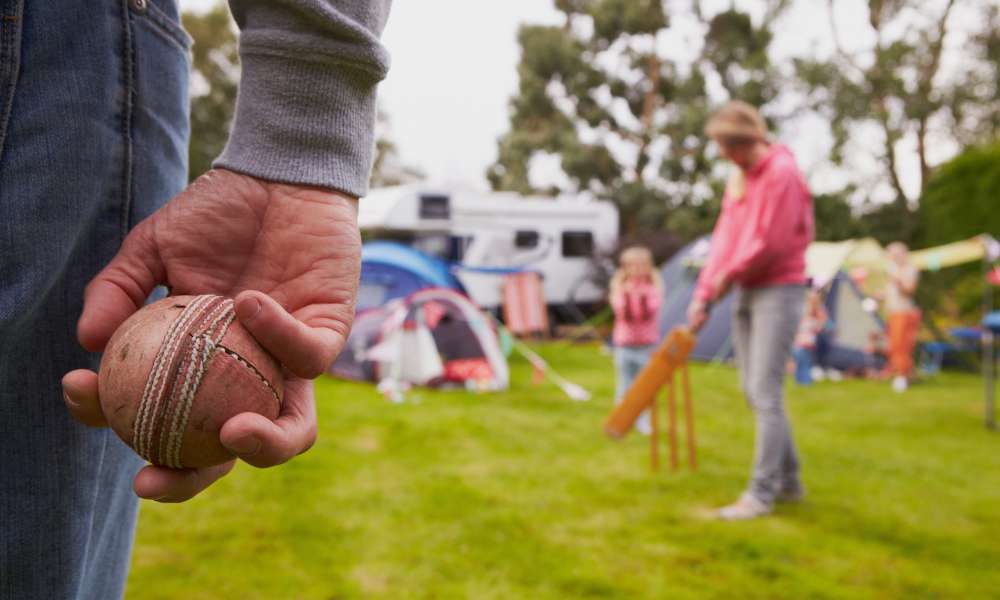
left=128, top=342, right=1000, bottom=599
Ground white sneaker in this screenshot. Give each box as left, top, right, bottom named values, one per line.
left=717, top=493, right=772, bottom=521
left=635, top=418, right=652, bottom=436
left=892, top=376, right=908, bottom=393
left=810, top=366, right=825, bottom=382
left=827, top=369, right=843, bottom=382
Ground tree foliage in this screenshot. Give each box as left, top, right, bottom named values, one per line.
left=920, top=140, right=1000, bottom=247
left=184, top=5, right=240, bottom=181
left=487, top=1, right=789, bottom=237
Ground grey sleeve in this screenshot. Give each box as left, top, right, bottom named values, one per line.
left=214, top=1, right=392, bottom=197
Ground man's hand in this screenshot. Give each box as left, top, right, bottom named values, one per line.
left=62, top=169, right=360, bottom=502
left=686, top=299, right=709, bottom=333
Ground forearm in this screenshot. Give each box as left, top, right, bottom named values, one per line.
left=217, top=0, right=393, bottom=197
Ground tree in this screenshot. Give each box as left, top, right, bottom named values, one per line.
left=920, top=140, right=1000, bottom=247
left=183, top=5, right=240, bottom=182
left=487, top=0, right=790, bottom=237
left=793, top=0, right=999, bottom=235
left=370, top=108, right=425, bottom=188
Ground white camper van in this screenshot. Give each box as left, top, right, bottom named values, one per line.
left=359, top=185, right=619, bottom=312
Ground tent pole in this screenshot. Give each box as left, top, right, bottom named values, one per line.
left=984, top=255, right=996, bottom=430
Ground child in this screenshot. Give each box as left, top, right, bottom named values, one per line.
left=791, top=287, right=828, bottom=386
left=610, top=246, right=663, bottom=434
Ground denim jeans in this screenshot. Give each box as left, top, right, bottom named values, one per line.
left=0, top=2, right=190, bottom=598
left=614, top=344, right=654, bottom=432
left=731, top=286, right=805, bottom=506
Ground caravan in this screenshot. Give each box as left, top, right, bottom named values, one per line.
left=359, top=185, right=619, bottom=312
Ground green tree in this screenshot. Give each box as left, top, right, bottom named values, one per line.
left=487, top=0, right=789, bottom=237
left=920, top=140, right=1000, bottom=247
left=793, top=0, right=999, bottom=243
left=184, top=5, right=239, bottom=181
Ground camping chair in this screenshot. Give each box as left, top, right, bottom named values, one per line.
left=501, top=272, right=549, bottom=337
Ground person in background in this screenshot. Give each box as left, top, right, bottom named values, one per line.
left=686, top=100, right=814, bottom=520
left=884, top=242, right=921, bottom=392
left=792, top=286, right=829, bottom=386
left=610, top=246, right=664, bottom=435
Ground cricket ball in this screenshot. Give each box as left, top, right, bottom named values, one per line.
left=98, top=294, right=284, bottom=469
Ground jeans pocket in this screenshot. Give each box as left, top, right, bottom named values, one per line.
left=132, top=0, right=192, bottom=55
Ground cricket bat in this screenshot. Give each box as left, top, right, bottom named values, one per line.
left=604, top=326, right=697, bottom=438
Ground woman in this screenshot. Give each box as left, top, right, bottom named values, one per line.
left=686, top=101, right=814, bottom=520
left=884, top=242, right=920, bottom=392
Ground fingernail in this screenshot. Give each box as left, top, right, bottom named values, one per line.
left=227, top=435, right=261, bottom=457
left=237, top=297, right=262, bottom=323
left=63, top=391, right=79, bottom=408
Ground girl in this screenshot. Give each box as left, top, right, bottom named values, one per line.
left=610, top=246, right=664, bottom=434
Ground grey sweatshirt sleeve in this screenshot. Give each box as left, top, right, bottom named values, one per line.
left=214, top=1, right=392, bottom=197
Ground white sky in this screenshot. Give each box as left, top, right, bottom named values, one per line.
left=180, top=0, right=983, bottom=201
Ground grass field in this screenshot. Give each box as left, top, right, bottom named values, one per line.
left=128, top=342, right=999, bottom=599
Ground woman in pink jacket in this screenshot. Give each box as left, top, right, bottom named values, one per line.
left=687, top=101, right=814, bottom=520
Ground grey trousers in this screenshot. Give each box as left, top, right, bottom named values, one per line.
left=731, top=285, right=806, bottom=505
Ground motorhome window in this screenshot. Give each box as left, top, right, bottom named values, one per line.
left=447, top=236, right=472, bottom=262
left=561, top=231, right=594, bottom=257
left=419, top=194, right=450, bottom=220
left=515, top=231, right=539, bottom=249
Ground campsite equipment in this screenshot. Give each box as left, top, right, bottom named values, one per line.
left=502, top=272, right=549, bottom=337
left=330, top=288, right=508, bottom=392
left=984, top=311, right=1000, bottom=430
left=359, top=184, right=618, bottom=311
left=658, top=237, right=885, bottom=371
left=605, top=326, right=697, bottom=471
left=358, top=241, right=466, bottom=311
left=508, top=336, right=590, bottom=402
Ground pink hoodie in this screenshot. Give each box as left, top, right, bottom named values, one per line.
left=611, top=279, right=662, bottom=347
left=694, top=144, right=813, bottom=302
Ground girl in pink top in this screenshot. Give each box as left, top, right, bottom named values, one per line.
left=610, top=246, right=663, bottom=434
left=687, top=101, right=814, bottom=520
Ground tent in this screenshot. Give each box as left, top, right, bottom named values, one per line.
left=331, top=287, right=508, bottom=391
left=658, top=236, right=884, bottom=370
left=357, top=241, right=466, bottom=311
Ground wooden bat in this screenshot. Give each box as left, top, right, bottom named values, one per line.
left=604, top=326, right=697, bottom=439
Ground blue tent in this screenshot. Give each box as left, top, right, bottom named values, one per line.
left=358, top=241, right=466, bottom=310
left=659, top=236, right=884, bottom=370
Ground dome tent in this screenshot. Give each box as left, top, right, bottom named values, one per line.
left=331, top=288, right=508, bottom=391
left=357, top=241, right=466, bottom=311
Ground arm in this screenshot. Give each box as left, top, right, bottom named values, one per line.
left=724, top=168, right=809, bottom=283
left=693, top=203, right=732, bottom=303
left=63, top=1, right=392, bottom=502
left=218, top=0, right=393, bottom=196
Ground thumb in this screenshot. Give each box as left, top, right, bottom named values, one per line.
left=78, top=222, right=164, bottom=352
left=233, top=290, right=350, bottom=379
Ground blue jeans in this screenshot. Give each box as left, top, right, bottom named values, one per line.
left=731, top=286, right=805, bottom=506
left=792, top=347, right=813, bottom=385
left=0, top=2, right=190, bottom=598
left=614, top=345, right=654, bottom=432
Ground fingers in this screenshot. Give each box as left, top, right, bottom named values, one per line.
left=78, top=223, right=163, bottom=352
left=219, top=376, right=317, bottom=468
left=234, top=290, right=346, bottom=378
left=134, top=461, right=235, bottom=503
left=62, top=369, right=107, bottom=427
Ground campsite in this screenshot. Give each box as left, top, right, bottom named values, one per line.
left=9, top=0, right=997, bottom=598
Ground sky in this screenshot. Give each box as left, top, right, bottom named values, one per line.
left=180, top=0, right=982, bottom=200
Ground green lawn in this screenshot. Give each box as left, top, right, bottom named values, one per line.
left=128, top=342, right=999, bottom=599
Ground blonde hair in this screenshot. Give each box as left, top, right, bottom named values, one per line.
left=706, top=102, right=769, bottom=202
left=610, top=246, right=663, bottom=298
left=705, top=100, right=769, bottom=142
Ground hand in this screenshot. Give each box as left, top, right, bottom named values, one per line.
left=686, top=299, right=708, bottom=333
left=62, top=169, right=360, bottom=502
